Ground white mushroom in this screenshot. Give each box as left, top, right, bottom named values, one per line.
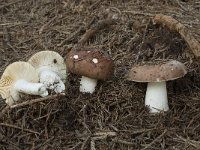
left=28, top=51, right=67, bottom=93
left=127, top=60, right=187, bottom=113
left=0, top=61, right=48, bottom=106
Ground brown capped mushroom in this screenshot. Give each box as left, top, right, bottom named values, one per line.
left=0, top=62, right=48, bottom=106
left=66, top=47, right=114, bottom=93
left=127, top=60, right=187, bottom=113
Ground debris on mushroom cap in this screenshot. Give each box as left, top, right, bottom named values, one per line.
left=28, top=50, right=67, bottom=81
left=0, top=61, right=39, bottom=100
left=127, top=60, right=187, bottom=82
left=92, top=58, right=98, bottom=64
left=73, top=55, right=79, bottom=59
left=65, top=48, right=114, bottom=80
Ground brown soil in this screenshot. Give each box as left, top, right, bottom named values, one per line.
left=0, top=0, right=200, bottom=149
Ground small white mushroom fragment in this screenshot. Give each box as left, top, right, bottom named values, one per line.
left=73, top=55, right=79, bottom=59
left=127, top=60, right=187, bottom=113
left=0, top=62, right=48, bottom=106
left=28, top=51, right=67, bottom=93
left=92, top=58, right=98, bottom=64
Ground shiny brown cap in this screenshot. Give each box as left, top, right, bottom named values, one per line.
left=65, top=48, right=114, bottom=80
left=127, top=60, right=187, bottom=82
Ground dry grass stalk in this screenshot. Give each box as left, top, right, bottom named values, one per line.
left=0, top=123, right=40, bottom=134
left=0, top=94, right=64, bottom=118
left=90, top=131, right=117, bottom=150
left=76, top=14, right=118, bottom=47
left=141, top=129, right=167, bottom=150
left=10, top=94, right=65, bottom=109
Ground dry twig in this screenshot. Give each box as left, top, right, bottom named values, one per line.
left=30, top=136, right=54, bottom=150
left=0, top=22, right=25, bottom=26
left=81, top=136, right=91, bottom=150
left=0, top=0, right=23, bottom=9
left=39, top=16, right=57, bottom=34
left=112, top=139, right=135, bottom=146
left=141, top=129, right=167, bottom=150
left=153, top=14, right=200, bottom=57
left=11, top=94, right=65, bottom=109
left=69, top=142, right=82, bottom=150
left=175, top=135, right=200, bottom=149
left=0, top=94, right=64, bottom=118
left=0, top=105, right=10, bottom=118
left=0, top=123, right=40, bottom=135
left=34, top=109, right=60, bottom=120
left=90, top=131, right=117, bottom=150
left=57, top=26, right=85, bottom=46
left=122, top=128, right=155, bottom=135
left=122, top=10, right=154, bottom=17
left=75, top=14, right=118, bottom=47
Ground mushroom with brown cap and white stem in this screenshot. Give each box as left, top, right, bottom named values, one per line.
left=127, top=60, right=187, bottom=113
left=65, top=48, right=114, bottom=93
left=0, top=61, right=48, bottom=106
left=28, top=51, right=67, bottom=93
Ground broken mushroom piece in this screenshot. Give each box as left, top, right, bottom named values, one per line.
left=66, top=48, right=114, bottom=93
left=127, top=60, right=187, bottom=113
left=28, top=51, right=67, bottom=93
left=0, top=61, right=48, bottom=106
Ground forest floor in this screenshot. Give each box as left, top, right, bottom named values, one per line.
left=0, top=0, right=200, bottom=149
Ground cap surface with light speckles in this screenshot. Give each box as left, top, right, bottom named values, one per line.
left=65, top=47, right=114, bottom=80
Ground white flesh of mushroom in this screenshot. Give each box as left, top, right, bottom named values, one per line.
left=28, top=51, right=67, bottom=94
left=145, top=81, right=169, bottom=113
left=79, top=58, right=99, bottom=94
left=80, top=76, right=97, bottom=93
left=13, top=79, right=48, bottom=97
left=5, top=80, right=48, bottom=106
left=39, top=67, right=65, bottom=93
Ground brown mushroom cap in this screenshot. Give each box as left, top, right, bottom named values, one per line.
left=127, top=60, right=187, bottom=82
left=65, top=48, right=114, bottom=80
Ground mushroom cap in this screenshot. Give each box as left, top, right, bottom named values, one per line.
left=0, top=61, right=39, bottom=99
left=28, top=51, right=67, bottom=82
left=65, top=48, right=114, bottom=80
left=127, top=60, right=187, bottom=82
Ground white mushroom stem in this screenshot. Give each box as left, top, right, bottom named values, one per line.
left=13, top=79, right=48, bottom=97
left=145, top=81, right=169, bottom=113
left=39, top=68, right=65, bottom=93
left=39, top=69, right=59, bottom=84
left=80, top=76, right=97, bottom=93
left=53, top=79, right=66, bottom=93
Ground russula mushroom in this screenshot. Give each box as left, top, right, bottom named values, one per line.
left=0, top=61, right=48, bottom=106
left=65, top=48, right=114, bottom=93
left=127, top=60, right=187, bottom=113
left=28, top=51, right=67, bottom=93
